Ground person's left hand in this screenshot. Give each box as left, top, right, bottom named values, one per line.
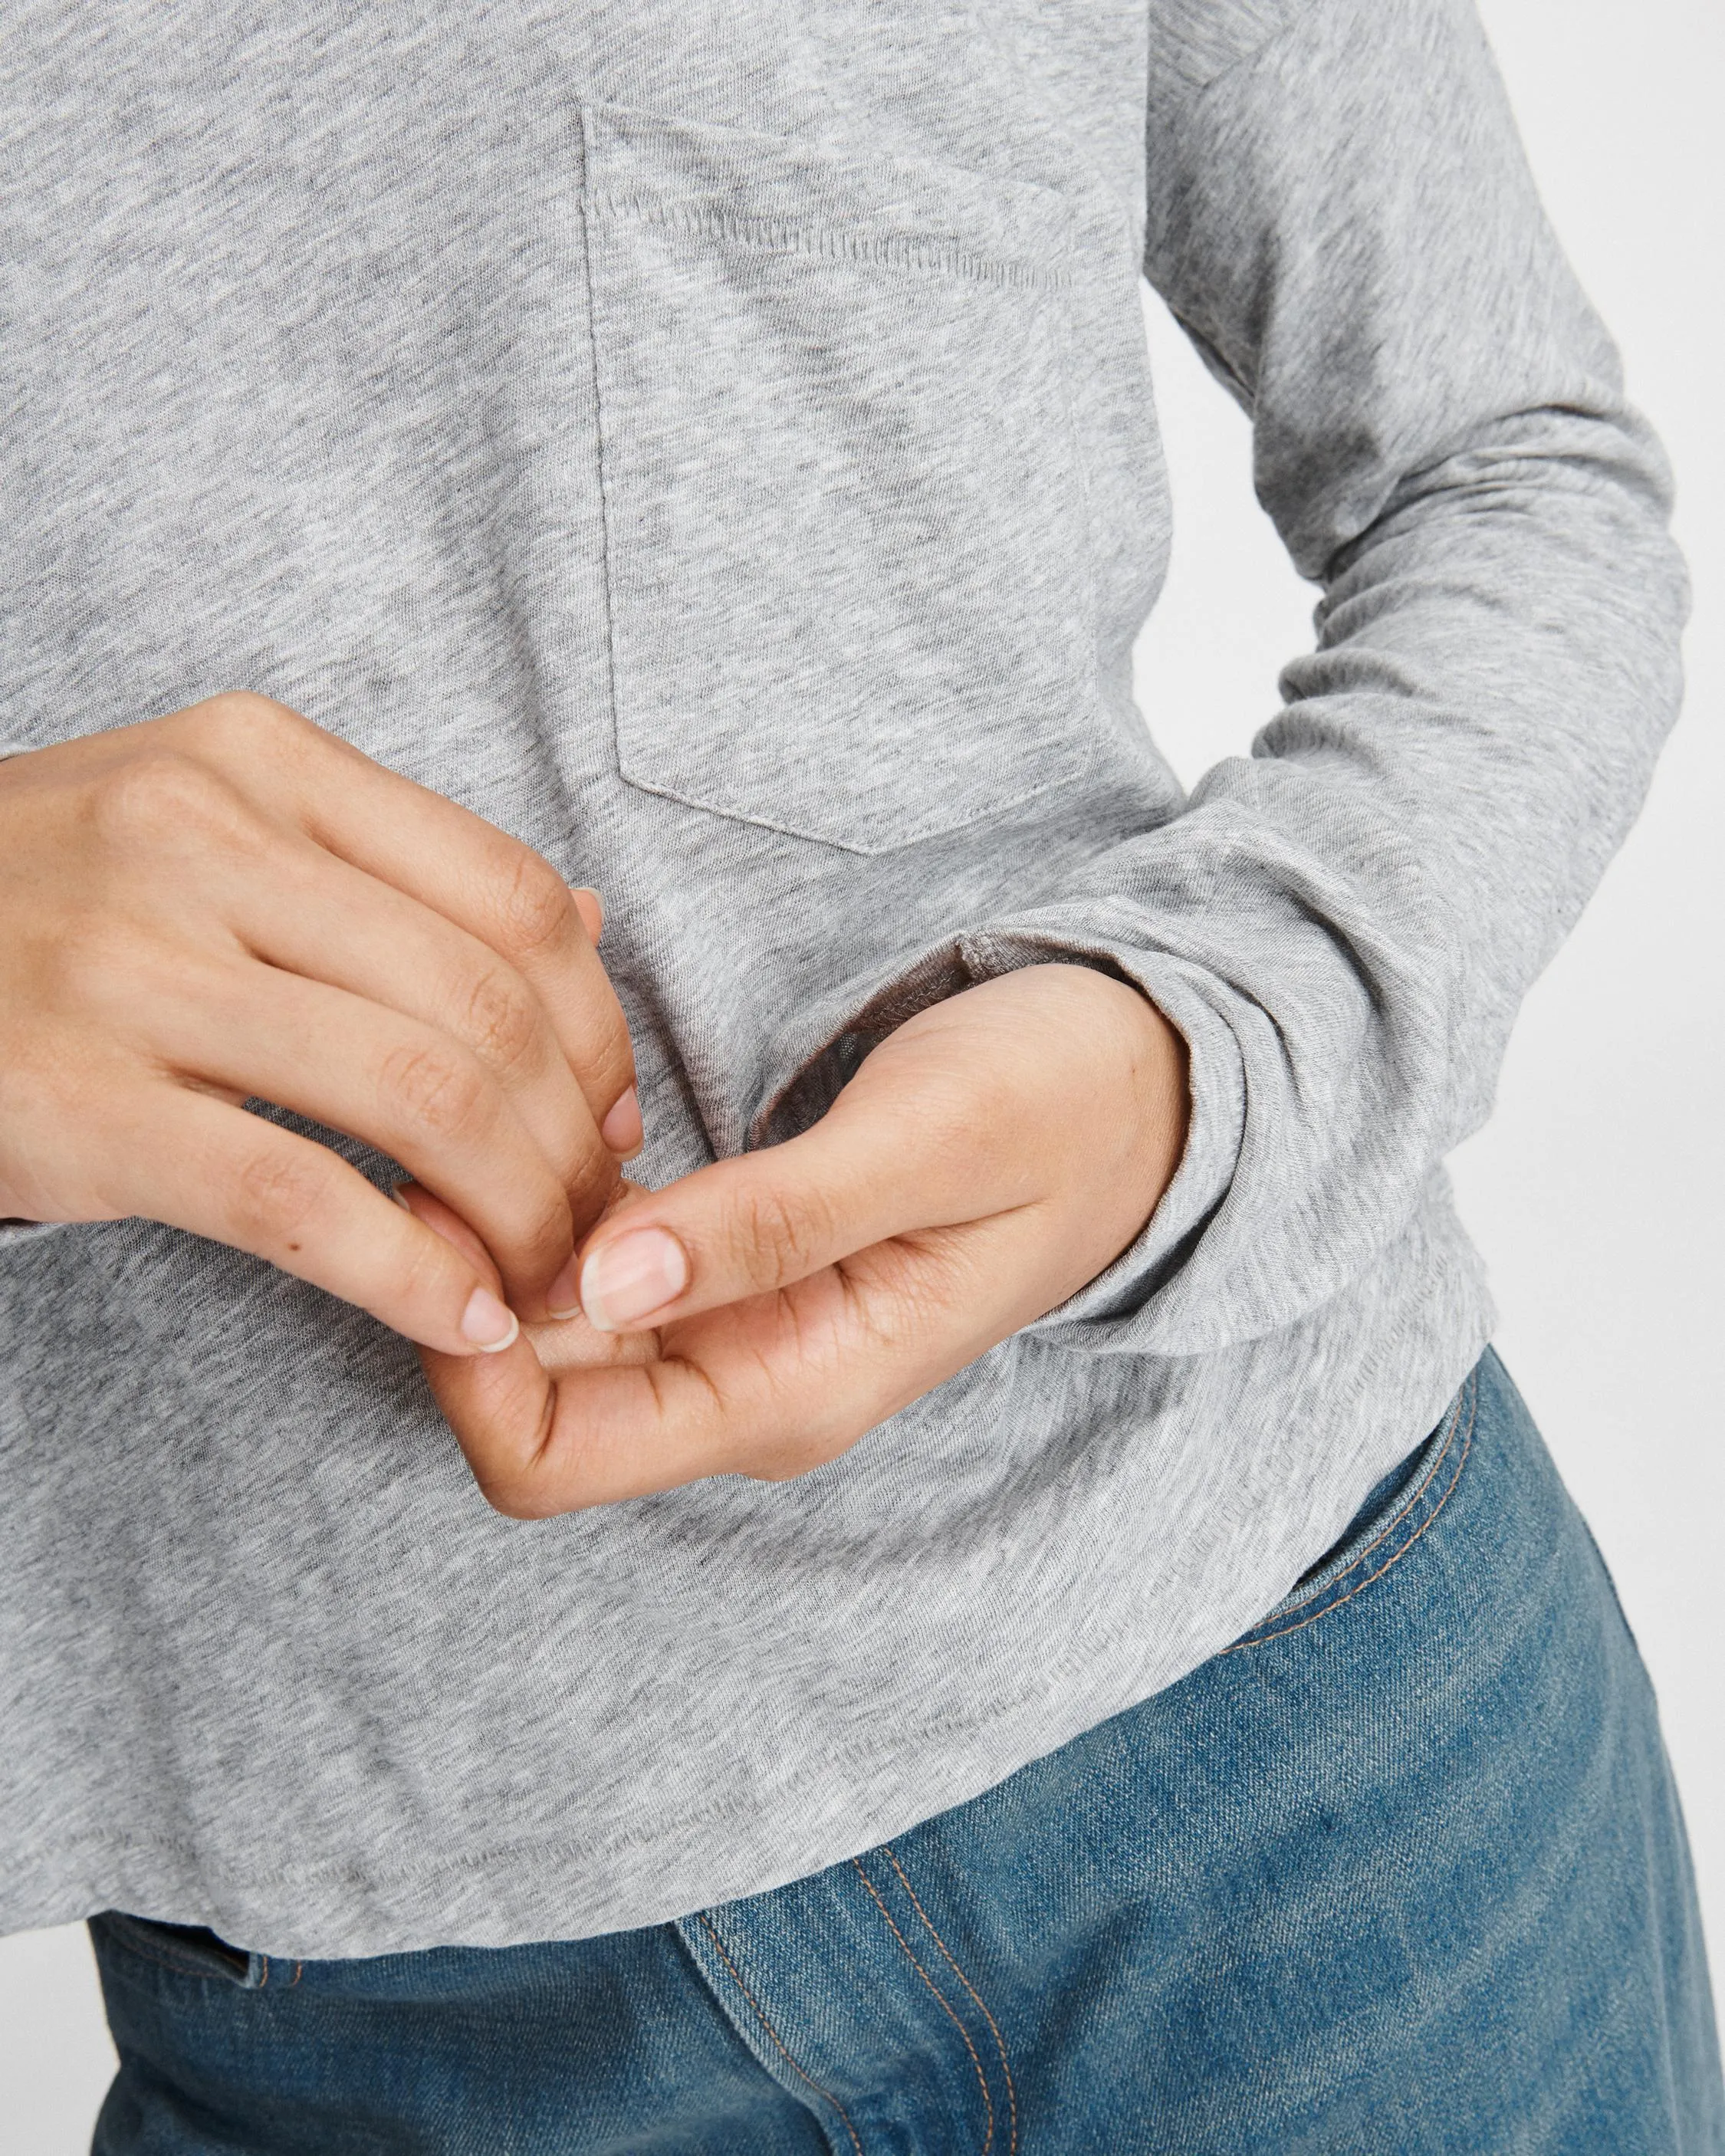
left=401, top=963, right=1190, bottom=1516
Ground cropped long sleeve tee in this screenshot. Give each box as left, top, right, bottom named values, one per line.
left=0, top=0, right=1686, bottom=1954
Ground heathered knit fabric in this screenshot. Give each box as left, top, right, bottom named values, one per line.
left=0, top=0, right=1686, bottom=1957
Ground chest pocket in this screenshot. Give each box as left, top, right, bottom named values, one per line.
left=580, top=103, right=1098, bottom=855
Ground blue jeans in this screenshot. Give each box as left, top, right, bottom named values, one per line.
left=90, top=1351, right=1723, bottom=2153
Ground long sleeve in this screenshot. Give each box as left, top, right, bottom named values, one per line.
left=0, top=0, right=1697, bottom=1960
left=774, top=0, right=1687, bottom=1358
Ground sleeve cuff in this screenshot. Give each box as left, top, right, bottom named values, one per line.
left=945, top=922, right=1245, bottom=1347
left=751, top=912, right=1248, bottom=1352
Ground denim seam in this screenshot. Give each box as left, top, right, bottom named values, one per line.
left=1223, top=1371, right=1477, bottom=1655
left=693, top=1912, right=865, bottom=2156
left=852, top=1856, right=995, bottom=2155
left=881, top=1846, right=1018, bottom=2156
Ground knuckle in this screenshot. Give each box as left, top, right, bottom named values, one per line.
left=458, top=965, right=544, bottom=1080
left=379, top=1041, right=495, bottom=1144
left=89, top=751, right=235, bottom=847
left=393, top=1218, right=463, bottom=1306
left=489, top=850, right=573, bottom=963
left=472, top=1467, right=550, bottom=1521
left=724, top=1178, right=830, bottom=1287
left=565, top=1151, right=623, bottom=1241
left=189, top=691, right=303, bottom=757
left=227, top=1142, right=335, bottom=1247
left=592, top=1019, right=637, bottom=1095
left=468, top=1419, right=564, bottom=1520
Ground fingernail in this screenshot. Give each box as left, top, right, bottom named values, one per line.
left=461, top=1287, right=519, bottom=1353
left=545, top=1256, right=582, bottom=1322
left=580, top=1228, right=688, bottom=1333
left=600, top=1086, right=642, bottom=1154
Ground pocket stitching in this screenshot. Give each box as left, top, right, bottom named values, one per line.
left=1222, top=1369, right=1477, bottom=1655
left=579, top=103, right=1097, bottom=855
left=1260, top=1379, right=1465, bottom=1622
left=590, top=192, right=1069, bottom=293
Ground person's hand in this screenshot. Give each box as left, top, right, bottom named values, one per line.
left=406, top=963, right=1189, bottom=1513
left=0, top=695, right=640, bottom=1352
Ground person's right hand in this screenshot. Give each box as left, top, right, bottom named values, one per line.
left=0, top=693, right=641, bottom=1355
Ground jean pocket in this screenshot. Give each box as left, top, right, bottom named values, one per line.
left=580, top=101, right=1099, bottom=854
left=90, top=1910, right=270, bottom=1990
left=1225, top=1366, right=1480, bottom=1653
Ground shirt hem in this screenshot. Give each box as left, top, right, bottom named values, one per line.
left=1, top=1304, right=1490, bottom=1962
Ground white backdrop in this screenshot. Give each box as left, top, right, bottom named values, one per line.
left=3, top=1, right=1719, bottom=2143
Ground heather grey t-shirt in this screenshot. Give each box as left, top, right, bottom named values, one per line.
left=0, top=0, right=1685, bottom=1957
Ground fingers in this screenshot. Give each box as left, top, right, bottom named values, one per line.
left=150, top=954, right=589, bottom=1319
left=0, top=701, right=642, bottom=1349
left=163, top=695, right=639, bottom=1143
left=419, top=1224, right=1010, bottom=1516
left=412, top=965, right=1194, bottom=1518
left=107, top=1086, right=524, bottom=1356
left=223, top=825, right=624, bottom=1232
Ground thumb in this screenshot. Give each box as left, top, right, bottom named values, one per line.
left=572, top=1073, right=1004, bottom=1335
